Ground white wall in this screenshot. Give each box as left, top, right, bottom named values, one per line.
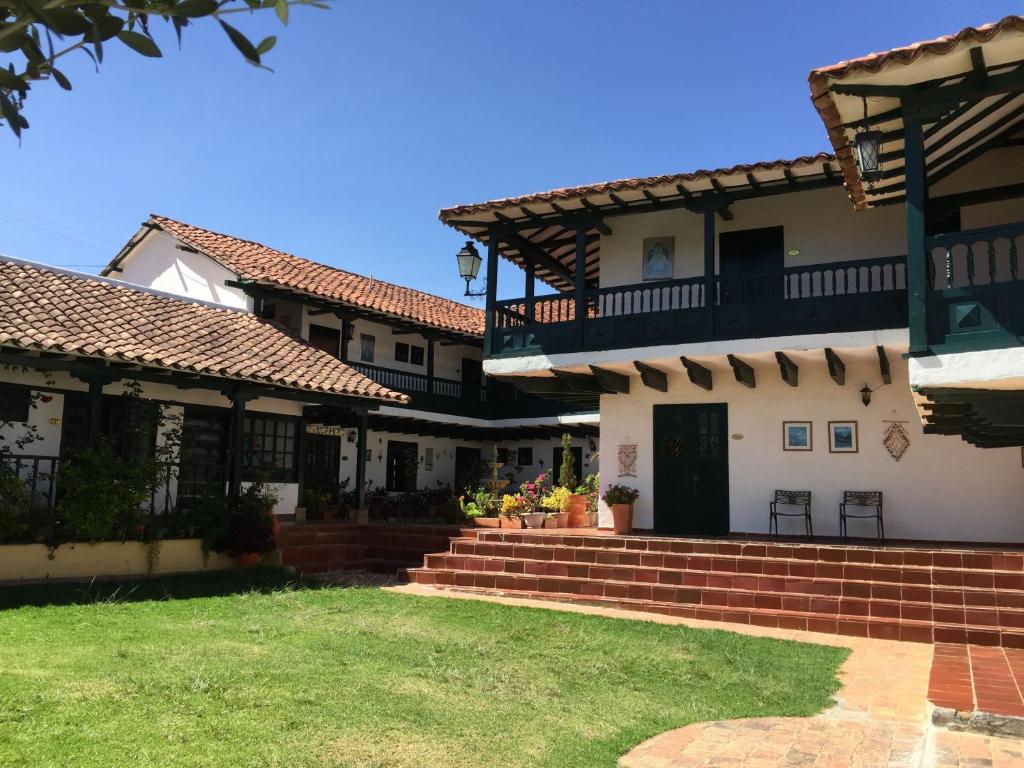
left=597, top=185, right=906, bottom=289
left=598, top=348, right=1024, bottom=543
left=115, top=230, right=251, bottom=309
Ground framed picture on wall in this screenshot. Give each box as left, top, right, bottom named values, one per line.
left=782, top=421, right=812, bottom=451
left=642, top=236, right=674, bottom=281
left=828, top=421, right=859, bottom=453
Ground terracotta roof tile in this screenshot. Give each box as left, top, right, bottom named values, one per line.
left=439, top=154, right=835, bottom=220
left=809, top=15, right=1024, bottom=83
left=129, top=216, right=484, bottom=338
left=0, top=259, right=408, bottom=403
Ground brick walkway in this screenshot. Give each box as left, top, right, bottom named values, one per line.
left=929, top=644, right=1024, bottom=717
left=392, top=583, right=1024, bottom=768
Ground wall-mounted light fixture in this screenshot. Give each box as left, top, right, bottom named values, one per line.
left=860, top=384, right=873, bottom=407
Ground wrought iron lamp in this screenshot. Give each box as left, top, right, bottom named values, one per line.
left=860, top=384, right=873, bottom=407
left=456, top=241, right=485, bottom=297
left=853, top=97, right=883, bottom=183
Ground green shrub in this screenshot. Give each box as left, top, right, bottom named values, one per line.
left=205, top=483, right=278, bottom=557
left=558, top=433, right=576, bottom=490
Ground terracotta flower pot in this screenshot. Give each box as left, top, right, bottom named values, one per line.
left=542, top=516, right=559, bottom=529
left=473, top=517, right=500, bottom=528
left=500, top=515, right=524, bottom=529
left=611, top=503, right=634, bottom=535
left=566, top=494, right=589, bottom=528
left=555, top=511, right=569, bottom=528
left=237, top=552, right=261, bottom=568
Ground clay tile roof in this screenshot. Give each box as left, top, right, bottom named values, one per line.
left=809, top=15, right=1024, bottom=83
left=438, top=153, right=835, bottom=220
left=133, top=215, right=484, bottom=339
left=0, top=259, right=408, bottom=403
left=808, top=15, right=1024, bottom=210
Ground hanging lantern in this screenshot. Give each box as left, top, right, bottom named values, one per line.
left=860, top=384, right=873, bottom=407
left=853, top=130, right=883, bottom=182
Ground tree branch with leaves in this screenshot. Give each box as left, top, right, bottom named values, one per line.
left=0, top=0, right=328, bottom=138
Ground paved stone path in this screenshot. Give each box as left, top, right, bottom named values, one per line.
left=393, top=583, right=1024, bottom=768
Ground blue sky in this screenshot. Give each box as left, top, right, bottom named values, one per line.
left=3, top=1, right=1021, bottom=303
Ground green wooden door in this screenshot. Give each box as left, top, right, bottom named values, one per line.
left=652, top=404, right=729, bottom=536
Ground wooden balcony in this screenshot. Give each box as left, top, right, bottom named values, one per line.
left=348, top=362, right=577, bottom=418
left=489, top=255, right=908, bottom=357
left=925, top=221, right=1024, bottom=352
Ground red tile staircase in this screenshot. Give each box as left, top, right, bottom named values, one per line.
left=279, top=523, right=477, bottom=574
left=405, top=530, right=1024, bottom=647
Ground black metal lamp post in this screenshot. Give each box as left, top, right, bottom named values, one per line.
left=456, top=241, right=485, bottom=297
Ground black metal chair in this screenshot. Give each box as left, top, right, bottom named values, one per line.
left=839, top=490, right=884, bottom=540
left=769, top=490, right=813, bottom=536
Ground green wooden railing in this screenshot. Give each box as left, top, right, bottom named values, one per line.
left=491, top=255, right=908, bottom=357
left=924, top=221, right=1024, bottom=352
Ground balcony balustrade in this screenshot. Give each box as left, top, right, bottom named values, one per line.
left=490, top=255, right=908, bottom=357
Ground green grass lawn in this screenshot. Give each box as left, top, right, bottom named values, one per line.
left=0, top=570, right=847, bottom=768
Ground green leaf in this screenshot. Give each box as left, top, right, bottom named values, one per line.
left=218, top=19, right=260, bottom=64
left=256, top=35, right=276, bottom=55
left=0, top=67, right=27, bottom=91
left=117, top=31, right=162, bottom=58
left=174, top=0, right=219, bottom=17
left=51, top=68, right=72, bottom=91
left=37, top=7, right=93, bottom=36
left=274, top=0, right=288, bottom=25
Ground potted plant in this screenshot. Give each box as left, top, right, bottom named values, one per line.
left=602, top=484, right=640, bottom=534
left=206, top=483, right=278, bottom=566
left=539, top=486, right=570, bottom=527
left=558, top=434, right=588, bottom=527
left=499, top=494, right=526, bottom=528
left=459, top=489, right=495, bottom=527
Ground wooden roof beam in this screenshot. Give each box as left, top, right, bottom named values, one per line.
left=877, top=346, right=891, bottom=385
left=589, top=365, right=630, bottom=394
left=727, top=354, right=756, bottom=388
left=825, top=348, right=846, bottom=385
left=634, top=361, right=667, bottom=392
left=680, top=357, right=712, bottom=391
left=775, top=352, right=798, bottom=387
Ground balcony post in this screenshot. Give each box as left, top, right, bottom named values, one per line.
left=905, top=117, right=928, bottom=353
left=355, top=408, right=367, bottom=509
left=426, top=337, right=435, bottom=394
left=483, top=232, right=499, bottom=357
left=226, top=389, right=252, bottom=497
left=575, top=225, right=587, bottom=346
left=703, top=208, right=716, bottom=337
left=524, top=262, right=535, bottom=322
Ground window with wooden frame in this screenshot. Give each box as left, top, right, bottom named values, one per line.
left=516, top=447, right=533, bottom=466
left=360, top=334, right=375, bottom=363
left=243, top=413, right=299, bottom=483
left=395, top=342, right=409, bottom=363
left=410, top=345, right=424, bottom=366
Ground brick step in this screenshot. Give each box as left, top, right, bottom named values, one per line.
left=474, top=532, right=1024, bottom=570
left=405, top=569, right=1024, bottom=648
left=409, top=566, right=1024, bottom=627
left=423, top=552, right=1024, bottom=604
left=444, top=542, right=1024, bottom=587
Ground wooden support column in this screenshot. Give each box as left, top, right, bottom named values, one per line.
left=483, top=233, right=499, bottom=358
left=86, top=377, right=105, bottom=446
left=524, top=261, right=535, bottom=322
left=703, top=208, right=716, bottom=337
left=426, top=337, right=436, bottom=394
left=904, top=116, right=928, bottom=353
left=339, top=316, right=354, bottom=362
left=355, top=409, right=368, bottom=510
left=575, top=225, right=587, bottom=346
left=227, top=390, right=253, bottom=497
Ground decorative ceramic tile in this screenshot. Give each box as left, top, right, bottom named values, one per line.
left=618, top=444, right=637, bottom=477
left=882, top=421, right=910, bottom=461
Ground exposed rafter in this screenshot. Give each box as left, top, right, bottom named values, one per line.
left=825, top=348, right=846, bottom=386
left=727, top=354, right=756, bottom=388
left=680, top=357, right=712, bottom=391
left=775, top=352, right=799, bottom=387
left=877, top=346, right=891, bottom=385
left=589, top=365, right=630, bottom=394
left=634, top=361, right=668, bottom=392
